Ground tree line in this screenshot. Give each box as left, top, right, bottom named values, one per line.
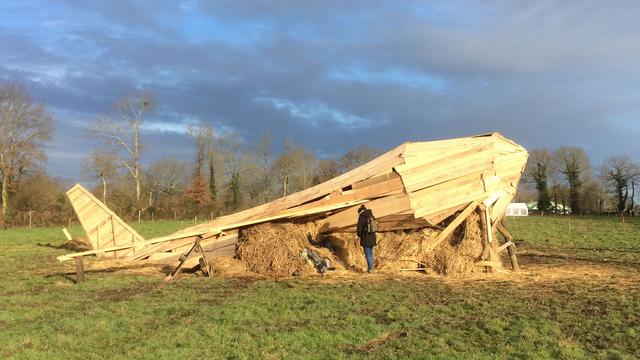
left=522, top=147, right=640, bottom=216
left=0, top=84, right=379, bottom=227
left=2, top=82, right=638, bottom=227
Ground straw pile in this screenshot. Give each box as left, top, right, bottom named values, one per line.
left=208, top=256, right=249, bottom=277
left=323, top=212, right=502, bottom=275
left=236, top=222, right=341, bottom=277
left=323, top=229, right=439, bottom=271
left=424, top=212, right=502, bottom=276
left=236, top=211, right=502, bottom=277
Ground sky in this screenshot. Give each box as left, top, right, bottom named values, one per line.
left=1, top=0, right=639, bottom=181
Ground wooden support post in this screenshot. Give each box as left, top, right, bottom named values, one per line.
left=75, top=257, right=85, bottom=282
left=425, top=200, right=481, bottom=252
left=62, top=228, right=72, bottom=241
left=96, top=224, right=101, bottom=259
left=497, top=221, right=519, bottom=271
left=164, top=237, right=204, bottom=282
left=484, top=206, right=493, bottom=243
left=507, top=244, right=520, bottom=271
left=110, top=215, right=117, bottom=259
left=478, top=204, right=492, bottom=273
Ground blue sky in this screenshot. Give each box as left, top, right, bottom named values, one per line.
left=1, top=0, right=639, bottom=180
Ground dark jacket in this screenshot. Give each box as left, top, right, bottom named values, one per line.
left=356, top=209, right=377, bottom=248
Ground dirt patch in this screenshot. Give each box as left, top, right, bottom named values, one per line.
left=94, top=283, right=160, bottom=302
left=38, top=238, right=91, bottom=252
left=344, top=330, right=409, bottom=353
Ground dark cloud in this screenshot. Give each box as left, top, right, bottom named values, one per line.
left=1, top=0, right=639, bottom=181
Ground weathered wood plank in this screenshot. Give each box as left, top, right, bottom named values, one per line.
left=424, top=200, right=481, bottom=252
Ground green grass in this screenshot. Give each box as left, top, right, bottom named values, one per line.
left=1, top=217, right=639, bottom=359
left=507, top=215, right=640, bottom=263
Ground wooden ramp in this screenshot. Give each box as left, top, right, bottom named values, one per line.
left=59, top=132, right=527, bottom=268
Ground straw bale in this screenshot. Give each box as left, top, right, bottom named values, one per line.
left=236, top=222, right=340, bottom=277
left=424, top=212, right=502, bottom=276
left=208, top=256, right=249, bottom=277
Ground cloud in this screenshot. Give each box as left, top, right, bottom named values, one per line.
left=1, top=0, right=640, bottom=181
left=254, top=97, right=373, bottom=129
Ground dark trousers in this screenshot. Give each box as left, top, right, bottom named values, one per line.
left=363, top=246, right=374, bottom=272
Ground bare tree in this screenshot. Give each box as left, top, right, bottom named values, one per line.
left=553, top=147, right=590, bottom=214
left=187, top=124, right=214, bottom=178
left=255, top=133, right=272, bottom=203
left=0, top=83, right=53, bottom=225
left=81, top=150, right=119, bottom=203
left=218, top=133, right=243, bottom=210
left=90, top=91, right=154, bottom=204
left=272, top=141, right=308, bottom=197
left=147, top=158, right=189, bottom=198
left=339, top=145, right=380, bottom=173
left=600, top=156, right=639, bottom=215
left=186, top=125, right=215, bottom=211
left=313, top=159, right=340, bottom=185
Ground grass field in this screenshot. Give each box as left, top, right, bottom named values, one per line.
left=1, top=216, right=639, bottom=359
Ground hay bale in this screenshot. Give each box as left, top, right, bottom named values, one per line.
left=375, top=229, right=438, bottom=270
left=208, top=256, right=249, bottom=277
left=324, top=229, right=438, bottom=271
left=424, top=212, right=502, bottom=276
left=236, top=222, right=336, bottom=277
left=324, top=232, right=366, bottom=270
left=324, top=212, right=503, bottom=275
left=236, top=213, right=502, bottom=277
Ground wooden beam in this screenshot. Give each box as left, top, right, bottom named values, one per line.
left=57, top=230, right=218, bottom=261
left=507, top=244, right=520, bottom=271
left=424, top=200, right=481, bottom=252
left=497, top=221, right=519, bottom=271
left=75, top=257, right=85, bottom=282
left=478, top=204, right=492, bottom=272
left=498, top=241, right=514, bottom=252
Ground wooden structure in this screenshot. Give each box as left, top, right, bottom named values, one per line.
left=58, top=132, right=527, bottom=273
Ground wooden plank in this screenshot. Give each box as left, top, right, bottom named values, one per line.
left=75, top=257, right=85, bottom=282
left=402, top=156, right=495, bottom=193
left=422, top=203, right=466, bottom=226
left=484, top=205, right=493, bottom=243
left=498, top=241, right=514, bottom=252
left=395, top=142, right=492, bottom=177
left=424, top=200, right=481, bottom=252
left=316, top=194, right=412, bottom=232
left=62, top=228, right=72, bottom=241
left=353, top=174, right=404, bottom=200
left=57, top=229, right=217, bottom=261
left=200, top=198, right=369, bottom=238
left=178, top=143, right=407, bottom=234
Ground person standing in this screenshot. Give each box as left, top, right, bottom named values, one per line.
left=356, top=205, right=377, bottom=273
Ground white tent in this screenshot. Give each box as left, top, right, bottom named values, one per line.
left=506, top=203, right=529, bottom=216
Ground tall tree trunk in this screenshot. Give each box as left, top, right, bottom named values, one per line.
left=134, top=123, right=141, bottom=202
left=102, top=175, right=107, bottom=203
left=1, top=174, right=9, bottom=225
left=631, top=181, right=636, bottom=216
